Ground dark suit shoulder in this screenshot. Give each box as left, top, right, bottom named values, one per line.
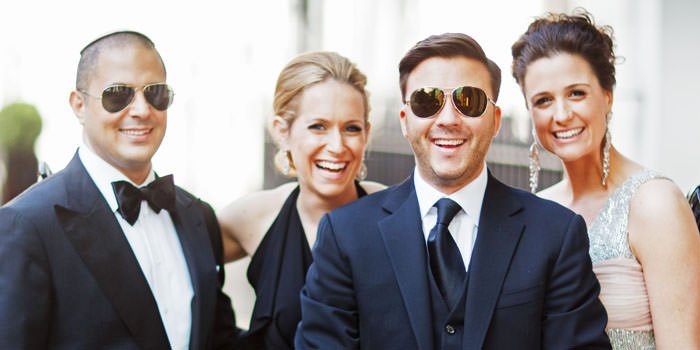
left=488, top=180, right=590, bottom=261
left=174, top=185, right=211, bottom=207
left=326, top=182, right=402, bottom=221
left=506, top=184, right=576, bottom=218
left=317, top=181, right=413, bottom=249
left=1, top=167, right=71, bottom=215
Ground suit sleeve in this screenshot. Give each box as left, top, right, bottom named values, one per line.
left=542, top=213, right=611, bottom=349
left=0, top=207, right=51, bottom=349
left=295, top=214, right=360, bottom=350
left=198, top=200, right=242, bottom=349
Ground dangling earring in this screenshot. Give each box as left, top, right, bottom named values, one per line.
left=355, top=161, right=367, bottom=181
left=281, top=154, right=291, bottom=176
left=279, top=149, right=294, bottom=176
left=529, top=140, right=541, bottom=193
left=601, top=112, right=612, bottom=187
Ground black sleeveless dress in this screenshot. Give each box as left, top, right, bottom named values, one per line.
left=240, top=183, right=367, bottom=349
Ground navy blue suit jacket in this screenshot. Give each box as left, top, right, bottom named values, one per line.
left=0, top=153, right=239, bottom=349
left=296, top=174, right=610, bottom=349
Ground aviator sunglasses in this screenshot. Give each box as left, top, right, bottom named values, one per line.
left=79, top=83, right=174, bottom=113
left=406, top=86, right=496, bottom=118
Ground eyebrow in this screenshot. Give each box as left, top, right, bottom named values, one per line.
left=565, top=82, right=592, bottom=89
left=529, top=82, right=592, bottom=99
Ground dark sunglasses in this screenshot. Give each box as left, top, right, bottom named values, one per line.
left=79, top=83, right=174, bottom=113
left=406, top=86, right=496, bottom=118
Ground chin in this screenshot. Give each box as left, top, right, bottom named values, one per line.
left=319, top=180, right=355, bottom=197
left=116, top=150, right=156, bottom=168
left=548, top=146, right=590, bottom=163
left=432, top=161, right=471, bottom=177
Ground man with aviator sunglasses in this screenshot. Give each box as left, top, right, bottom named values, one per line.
left=296, top=33, right=610, bottom=349
left=0, top=31, right=240, bottom=349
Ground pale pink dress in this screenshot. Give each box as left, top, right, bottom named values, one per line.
left=589, top=170, right=663, bottom=349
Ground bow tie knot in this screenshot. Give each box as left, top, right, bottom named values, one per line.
left=112, top=175, right=176, bottom=225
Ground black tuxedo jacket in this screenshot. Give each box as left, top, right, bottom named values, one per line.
left=295, top=173, right=610, bottom=349
left=0, top=153, right=239, bottom=349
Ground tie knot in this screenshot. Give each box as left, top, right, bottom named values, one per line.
left=435, top=198, right=461, bottom=226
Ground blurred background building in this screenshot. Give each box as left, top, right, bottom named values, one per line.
left=2, top=0, right=698, bottom=329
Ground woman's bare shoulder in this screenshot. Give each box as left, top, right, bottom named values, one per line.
left=218, top=183, right=298, bottom=242
left=630, top=177, right=689, bottom=224
left=629, top=177, right=699, bottom=251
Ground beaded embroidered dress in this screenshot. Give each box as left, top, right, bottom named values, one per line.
left=589, top=170, right=664, bottom=350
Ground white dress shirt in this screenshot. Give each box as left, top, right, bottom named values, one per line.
left=413, top=164, right=488, bottom=271
left=79, top=146, right=193, bottom=350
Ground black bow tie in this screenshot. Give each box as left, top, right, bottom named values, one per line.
left=111, top=175, right=176, bottom=225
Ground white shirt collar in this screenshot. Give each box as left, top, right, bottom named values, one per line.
left=413, top=163, right=488, bottom=226
left=78, top=145, right=156, bottom=213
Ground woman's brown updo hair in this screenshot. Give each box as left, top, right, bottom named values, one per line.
left=511, top=9, right=617, bottom=93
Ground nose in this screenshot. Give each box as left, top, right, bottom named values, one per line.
left=435, top=94, right=462, bottom=126
left=127, top=90, right=151, bottom=117
left=326, top=128, right=345, bottom=153
left=553, top=101, right=573, bottom=123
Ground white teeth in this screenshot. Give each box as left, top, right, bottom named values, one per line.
left=434, top=139, right=464, bottom=146
left=555, top=128, right=583, bottom=139
left=121, top=129, right=149, bottom=136
left=316, top=161, right=346, bottom=171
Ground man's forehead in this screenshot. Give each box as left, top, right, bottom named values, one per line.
left=88, top=47, right=165, bottom=86
left=406, top=56, right=491, bottom=91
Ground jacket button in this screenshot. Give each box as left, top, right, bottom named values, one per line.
left=445, top=324, right=455, bottom=334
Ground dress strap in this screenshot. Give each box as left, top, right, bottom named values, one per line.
left=589, top=170, right=668, bottom=262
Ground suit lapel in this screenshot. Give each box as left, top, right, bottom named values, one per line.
left=55, top=154, right=170, bottom=349
left=168, top=191, right=215, bottom=350
left=378, top=178, right=433, bottom=350
left=463, top=174, right=525, bottom=349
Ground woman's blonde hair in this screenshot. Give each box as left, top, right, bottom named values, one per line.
left=271, top=51, right=370, bottom=176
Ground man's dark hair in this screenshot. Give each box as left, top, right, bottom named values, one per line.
left=398, top=33, right=501, bottom=101
left=76, top=30, right=165, bottom=90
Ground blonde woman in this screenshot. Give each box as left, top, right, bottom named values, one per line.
left=218, top=51, right=384, bottom=349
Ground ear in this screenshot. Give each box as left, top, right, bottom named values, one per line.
left=522, top=93, right=531, bottom=111
left=604, top=89, right=614, bottom=111
left=399, top=105, right=408, bottom=137
left=492, top=105, right=502, bottom=138
left=69, top=91, right=87, bottom=125
left=270, top=115, right=291, bottom=148
left=364, top=120, right=372, bottom=139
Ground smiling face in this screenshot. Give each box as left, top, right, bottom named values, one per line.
left=70, top=44, right=167, bottom=184
left=276, top=79, right=368, bottom=200
left=523, top=53, right=612, bottom=165
left=400, top=56, right=501, bottom=194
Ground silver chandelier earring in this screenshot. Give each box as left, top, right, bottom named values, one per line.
left=529, top=139, right=541, bottom=193
left=355, top=161, right=368, bottom=181
left=601, top=113, right=612, bottom=187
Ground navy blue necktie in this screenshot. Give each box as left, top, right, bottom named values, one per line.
left=112, top=175, right=176, bottom=226
left=428, top=198, right=465, bottom=309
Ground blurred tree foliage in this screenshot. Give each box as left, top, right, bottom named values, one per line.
left=0, top=102, right=43, bottom=204
left=0, top=102, right=42, bottom=152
